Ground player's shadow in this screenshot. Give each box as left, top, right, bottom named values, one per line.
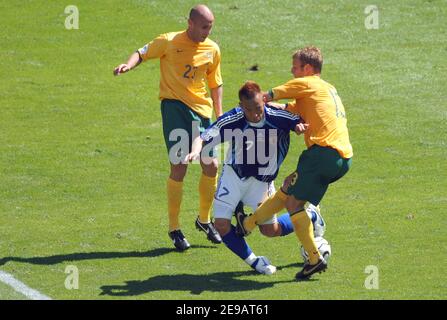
left=0, top=245, right=216, bottom=266
left=99, top=262, right=311, bottom=296
left=277, top=261, right=305, bottom=270
left=100, top=269, right=296, bottom=296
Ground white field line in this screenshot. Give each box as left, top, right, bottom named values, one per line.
left=0, top=270, right=51, bottom=300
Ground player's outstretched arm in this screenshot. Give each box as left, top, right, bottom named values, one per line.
left=185, top=136, right=204, bottom=162
left=113, top=52, right=142, bottom=76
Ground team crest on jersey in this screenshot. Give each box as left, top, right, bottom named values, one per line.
left=200, top=51, right=213, bottom=62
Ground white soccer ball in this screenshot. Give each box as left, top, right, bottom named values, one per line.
left=300, top=237, right=332, bottom=263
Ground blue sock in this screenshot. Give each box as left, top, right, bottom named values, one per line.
left=277, top=213, right=294, bottom=236
left=222, top=225, right=253, bottom=260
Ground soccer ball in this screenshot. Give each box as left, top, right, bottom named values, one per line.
left=300, top=237, right=332, bottom=263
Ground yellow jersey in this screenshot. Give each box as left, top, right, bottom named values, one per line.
left=272, top=75, right=353, bottom=159
left=138, top=31, right=223, bottom=119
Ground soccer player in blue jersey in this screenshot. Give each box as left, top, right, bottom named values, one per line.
left=185, top=81, right=317, bottom=274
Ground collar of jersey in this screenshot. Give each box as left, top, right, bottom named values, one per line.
left=247, top=116, right=266, bottom=128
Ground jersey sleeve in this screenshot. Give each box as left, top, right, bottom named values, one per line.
left=201, top=110, right=240, bottom=144
left=201, top=121, right=222, bottom=144
left=276, top=110, right=302, bottom=132
left=206, top=46, right=223, bottom=89
left=137, top=33, right=169, bottom=61
left=285, top=100, right=300, bottom=114
left=200, top=113, right=229, bottom=145
left=271, top=78, right=313, bottom=100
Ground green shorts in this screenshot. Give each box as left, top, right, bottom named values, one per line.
left=287, top=145, right=352, bottom=206
left=160, top=99, right=214, bottom=163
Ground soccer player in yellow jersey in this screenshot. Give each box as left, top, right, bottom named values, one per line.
left=236, top=46, right=353, bottom=279
left=113, top=5, right=223, bottom=251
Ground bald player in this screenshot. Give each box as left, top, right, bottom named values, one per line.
left=113, top=5, right=223, bottom=251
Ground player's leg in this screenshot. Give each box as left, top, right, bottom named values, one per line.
left=287, top=146, right=340, bottom=279
left=195, top=156, right=221, bottom=243
left=236, top=175, right=326, bottom=238
left=214, top=167, right=276, bottom=274
left=235, top=172, right=295, bottom=236
left=214, top=217, right=275, bottom=275
left=235, top=189, right=287, bottom=236
left=168, top=163, right=188, bottom=231
left=194, top=112, right=221, bottom=243
left=259, top=204, right=326, bottom=238
left=241, top=180, right=285, bottom=237
left=161, top=99, right=193, bottom=251
left=257, top=214, right=293, bottom=237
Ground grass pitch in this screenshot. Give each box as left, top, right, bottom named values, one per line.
left=0, top=0, right=446, bottom=299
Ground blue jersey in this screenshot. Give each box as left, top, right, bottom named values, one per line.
left=201, top=105, right=301, bottom=182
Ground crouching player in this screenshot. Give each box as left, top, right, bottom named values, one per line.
left=185, top=81, right=319, bottom=274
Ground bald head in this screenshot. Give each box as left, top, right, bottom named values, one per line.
left=189, top=4, right=214, bottom=22
left=187, top=4, right=215, bottom=43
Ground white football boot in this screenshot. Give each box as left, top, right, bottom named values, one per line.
left=251, top=256, right=277, bottom=275
left=306, top=204, right=326, bottom=238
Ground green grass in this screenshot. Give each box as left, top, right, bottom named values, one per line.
left=1, top=0, right=446, bottom=300
left=0, top=280, right=28, bottom=300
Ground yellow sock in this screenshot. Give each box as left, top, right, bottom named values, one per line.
left=198, top=173, right=217, bottom=223
left=167, top=178, right=183, bottom=232
left=245, top=189, right=288, bottom=232
left=290, top=210, right=321, bottom=265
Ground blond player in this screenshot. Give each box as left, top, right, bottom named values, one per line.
left=236, top=47, right=353, bottom=279
left=113, top=5, right=223, bottom=251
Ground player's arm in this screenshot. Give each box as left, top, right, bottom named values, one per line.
left=207, top=46, right=223, bottom=118
left=114, top=34, right=168, bottom=76
left=264, top=79, right=310, bottom=101
left=186, top=110, right=236, bottom=162
left=210, top=85, right=223, bottom=118
left=113, top=51, right=142, bottom=76
left=185, top=136, right=204, bottom=162
left=276, top=109, right=308, bottom=135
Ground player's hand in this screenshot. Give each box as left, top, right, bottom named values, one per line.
left=113, top=64, right=130, bottom=76
left=184, top=152, right=200, bottom=163
left=262, top=91, right=273, bottom=102
left=295, top=123, right=309, bottom=135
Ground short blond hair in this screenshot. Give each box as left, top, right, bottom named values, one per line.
left=293, top=46, right=323, bottom=73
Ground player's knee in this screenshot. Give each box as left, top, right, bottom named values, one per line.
left=170, top=164, right=187, bottom=181
left=285, top=196, right=305, bottom=215
left=259, top=224, right=281, bottom=237
left=214, top=219, right=231, bottom=237
left=201, top=158, right=218, bottom=176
